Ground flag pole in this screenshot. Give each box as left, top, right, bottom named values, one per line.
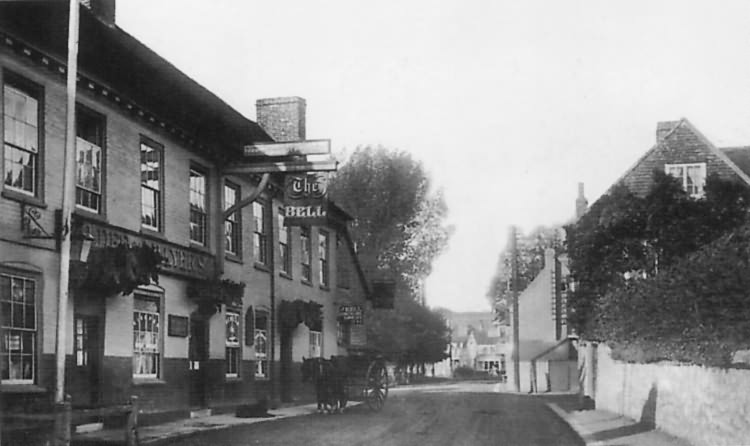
left=55, top=0, right=80, bottom=405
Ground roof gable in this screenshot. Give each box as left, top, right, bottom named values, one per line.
left=614, top=119, right=750, bottom=197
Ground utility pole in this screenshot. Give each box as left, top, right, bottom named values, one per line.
left=511, top=225, right=520, bottom=393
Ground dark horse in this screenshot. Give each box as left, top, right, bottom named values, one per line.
left=301, top=356, right=348, bottom=413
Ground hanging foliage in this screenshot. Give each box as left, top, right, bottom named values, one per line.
left=278, top=299, right=323, bottom=332
left=187, top=278, right=246, bottom=316
left=73, top=243, right=165, bottom=296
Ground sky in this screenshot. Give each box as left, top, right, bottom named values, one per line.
left=118, top=0, right=750, bottom=312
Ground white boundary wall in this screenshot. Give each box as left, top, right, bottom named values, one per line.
left=593, top=343, right=750, bottom=446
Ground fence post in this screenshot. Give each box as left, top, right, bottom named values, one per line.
left=125, top=395, right=139, bottom=446
left=53, top=394, right=71, bottom=446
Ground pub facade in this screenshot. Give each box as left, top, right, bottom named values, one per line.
left=0, top=1, right=370, bottom=428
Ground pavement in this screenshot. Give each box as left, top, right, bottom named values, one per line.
left=545, top=398, right=694, bottom=446
left=71, top=402, right=345, bottom=446
left=71, top=383, right=696, bottom=446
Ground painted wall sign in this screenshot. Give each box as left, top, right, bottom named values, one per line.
left=283, top=173, right=329, bottom=227
left=338, top=305, right=364, bottom=325
left=75, top=217, right=215, bottom=280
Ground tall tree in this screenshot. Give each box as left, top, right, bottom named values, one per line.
left=328, top=145, right=453, bottom=364
left=486, top=225, right=564, bottom=324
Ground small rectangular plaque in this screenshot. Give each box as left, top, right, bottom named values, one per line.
left=168, top=315, right=189, bottom=337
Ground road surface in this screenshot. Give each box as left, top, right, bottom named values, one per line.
left=166, top=382, right=583, bottom=446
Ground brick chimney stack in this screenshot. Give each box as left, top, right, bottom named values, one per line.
left=256, top=97, right=307, bottom=142
left=656, top=120, right=680, bottom=143
left=575, top=182, right=588, bottom=219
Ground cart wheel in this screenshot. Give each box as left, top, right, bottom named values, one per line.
left=365, top=360, right=388, bottom=411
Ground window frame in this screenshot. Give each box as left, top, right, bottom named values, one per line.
left=254, top=310, right=269, bottom=378
left=318, top=230, right=330, bottom=288
left=224, top=181, right=241, bottom=258
left=225, top=309, right=241, bottom=378
left=278, top=209, right=291, bottom=276
left=309, top=330, right=322, bottom=358
left=75, top=104, right=106, bottom=215
left=132, top=293, right=162, bottom=379
left=253, top=200, right=268, bottom=266
left=2, top=72, right=44, bottom=200
left=0, top=270, right=38, bottom=385
left=189, top=166, right=208, bottom=246
left=140, top=138, right=163, bottom=232
left=300, top=226, right=312, bottom=283
left=664, top=162, right=707, bottom=198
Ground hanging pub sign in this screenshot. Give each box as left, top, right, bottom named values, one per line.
left=283, top=173, right=329, bottom=226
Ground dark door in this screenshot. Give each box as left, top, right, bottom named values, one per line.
left=189, top=317, right=208, bottom=408
left=70, top=315, right=102, bottom=407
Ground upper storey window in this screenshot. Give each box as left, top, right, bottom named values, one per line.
left=189, top=168, right=207, bottom=245
left=140, top=140, right=162, bottom=231
left=665, top=163, right=706, bottom=198
left=3, top=79, right=40, bottom=197
left=75, top=107, right=104, bottom=213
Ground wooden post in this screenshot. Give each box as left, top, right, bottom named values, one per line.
left=511, top=226, right=521, bottom=393
left=53, top=394, right=72, bottom=446
left=125, top=395, right=139, bottom=446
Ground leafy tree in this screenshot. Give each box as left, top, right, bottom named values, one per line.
left=328, top=145, right=453, bottom=364
left=565, top=170, right=750, bottom=338
left=486, top=225, right=564, bottom=324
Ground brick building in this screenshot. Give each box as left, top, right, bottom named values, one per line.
left=0, top=0, right=370, bottom=433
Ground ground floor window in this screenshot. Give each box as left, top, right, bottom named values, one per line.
left=309, top=331, right=322, bottom=358
left=226, top=310, right=240, bottom=378
left=0, top=273, right=36, bottom=384
left=133, top=294, right=160, bottom=378
left=254, top=311, right=268, bottom=378
left=336, top=320, right=351, bottom=346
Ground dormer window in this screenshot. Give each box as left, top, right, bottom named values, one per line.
left=665, top=163, right=706, bottom=198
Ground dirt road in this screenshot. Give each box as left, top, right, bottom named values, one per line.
left=166, top=383, right=583, bottom=446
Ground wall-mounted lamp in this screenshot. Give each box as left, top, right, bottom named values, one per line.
left=70, top=224, right=95, bottom=263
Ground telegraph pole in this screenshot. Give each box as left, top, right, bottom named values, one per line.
left=511, top=225, right=520, bottom=392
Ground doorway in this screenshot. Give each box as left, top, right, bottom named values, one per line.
left=70, top=315, right=102, bottom=407
left=189, top=317, right=208, bottom=408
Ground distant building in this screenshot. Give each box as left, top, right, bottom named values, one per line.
left=434, top=311, right=510, bottom=378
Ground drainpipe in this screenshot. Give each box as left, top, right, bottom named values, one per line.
left=268, top=195, right=277, bottom=404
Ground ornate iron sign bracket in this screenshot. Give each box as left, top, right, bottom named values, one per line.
left=21, top=203, right=62, bottom=249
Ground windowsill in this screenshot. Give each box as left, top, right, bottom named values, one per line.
left=73, top=207, right=107, bottom=223
left=190, top=241, right=212, bottom=254
left=2, top=189, right=46, bottom=208
left=301, top=279, right=313, bottom=287
left=140, top=227, right=166, bottom=240
left=133, top=377, right=167, bottom=386
left=254, top=263, right=270, bottom=273
left=319, top=285, right=330, bottom=292
left=225, top=253, right=243, bottom=264
left=1, top=383, right=47, bottom=393
left=279, top=271, right=293, bottom=280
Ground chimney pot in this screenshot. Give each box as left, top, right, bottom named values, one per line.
left=575, top=182, right=588, bottom=219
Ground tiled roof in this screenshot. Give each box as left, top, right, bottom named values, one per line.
left=721, top=146, right=750, bottom=178
left=0, top=3, right=272, bottom=160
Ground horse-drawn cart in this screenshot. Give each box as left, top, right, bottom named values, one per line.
left=301, top=347, right=389, bottom=413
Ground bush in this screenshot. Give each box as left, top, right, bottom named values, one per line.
left=596, top=223, right=750, bottom=367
